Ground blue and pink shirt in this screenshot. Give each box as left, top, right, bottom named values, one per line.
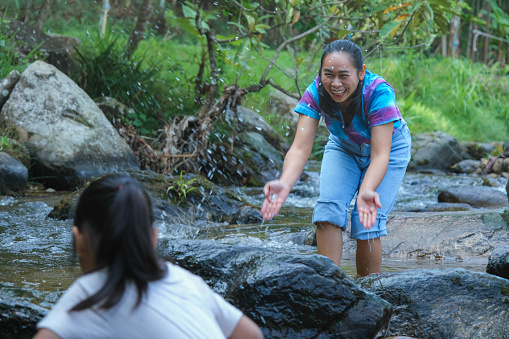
left=294, top=70, right=403, bottom=144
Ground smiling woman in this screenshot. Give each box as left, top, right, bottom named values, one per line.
left=261, top=39, right=412, bottom=278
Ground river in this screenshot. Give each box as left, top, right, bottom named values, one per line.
left=0, top=163, right=507, bottom=306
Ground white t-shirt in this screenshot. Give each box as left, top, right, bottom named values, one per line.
left=37, top=262, right=243, bottom=339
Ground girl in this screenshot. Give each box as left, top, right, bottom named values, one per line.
left=261, top=39, right=411, bottom=277
left=35, top=175, right=262, bottom=339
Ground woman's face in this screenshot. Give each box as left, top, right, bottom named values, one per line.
left=321, top=52, right=366, bottom=105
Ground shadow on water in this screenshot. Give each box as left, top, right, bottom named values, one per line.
left=0, top=163, right=506, bottom=299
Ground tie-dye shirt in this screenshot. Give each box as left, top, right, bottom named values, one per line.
left=294, top=70, right=403, bottom=144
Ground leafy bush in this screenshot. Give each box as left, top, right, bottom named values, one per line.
left=71, top=30, right=162, bottom=134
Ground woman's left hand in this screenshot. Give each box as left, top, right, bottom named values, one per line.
left=357, top=190, right=382, bottom=229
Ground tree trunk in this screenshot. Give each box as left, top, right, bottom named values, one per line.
left=466, top=20, right=473, bottom=60
left=442, top=36, right=447, bottom=57
left=154, top=0, right=167, bottom=34
left=471, top=23, right=478, bottom=62
left=448, top=14, right=460, bottom=58
left=24, top=0, right=34, bottom=24
left=483, top=1, right=491, bottom=64
left=36, top=0, right=56, bottom=31
left=99, top=0, right=111, bottom=37
left=126, top=0, right=154, bottom=56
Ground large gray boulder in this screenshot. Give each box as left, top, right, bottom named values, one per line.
left=342, top=210, right=509, bottom=260
left=0, top=152, right=27, bottom=196
left=236, top=106, right=290, bottom=152
left=266, top=89, right=300, bottom=139
left=437, top=186, right=508, bottom=208
left=159, top=239, right=392, bottom=338
left=0, top=61, right=139, bottom=190
left=357, top=268, right=509, bottom=338
left=408, top=131, right=463, bottom=172
left=233, top=131, right=284, bottom=186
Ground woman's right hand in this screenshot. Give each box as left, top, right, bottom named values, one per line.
left=261, top=180, right=290, bottom=221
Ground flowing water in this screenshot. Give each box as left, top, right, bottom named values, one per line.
left=1, top=163, right=507, bottom=304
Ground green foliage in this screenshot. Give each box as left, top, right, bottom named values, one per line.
left=0, top=17, right=41, bottom=78
left=0, top=135, right=11, bottom=151
left=166, top=172, right=197, bottom=205
left=71, top=30, right=161, bottom=134
left=370, top=53, right=509, bottom=142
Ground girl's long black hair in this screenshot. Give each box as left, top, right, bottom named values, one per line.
left=70, top=175, right=166, bottom=311
left=318, top=39, right=365, bottom=127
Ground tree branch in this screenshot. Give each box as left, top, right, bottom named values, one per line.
left=259, top=23, right=323, bottom=84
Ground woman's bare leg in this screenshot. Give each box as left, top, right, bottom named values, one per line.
left=316, top=222, right=343, bottom=266
left=356, top=238, right=382, bottom=277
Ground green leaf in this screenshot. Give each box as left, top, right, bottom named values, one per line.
left=424, top=3, right=434, bottom=23
left=434, top=15, right=450, bottom=34
left=380, top=20, right=402, bottom=39
left=244, top=13, right=256, bottom=32
left=409, top=2, right=423, bottom=15
left=286, top=7, right=294, bottom=25
left=255, top=23, right=271, bottom=34
left=227, top=21, right=247, bottom=33
left=338, top=29, right=349, bottom=38
left=177, top=18, right=202, bottom=40
left=182, top=4, right=196, bottom=19
left=216, top=34, right=239, bottom=41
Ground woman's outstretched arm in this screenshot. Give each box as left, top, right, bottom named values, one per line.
left=357, top=122, right=394, bottom=229
left=261, top=114, right=319, bottom=220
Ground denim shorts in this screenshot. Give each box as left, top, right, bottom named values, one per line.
left=312, top=122, right=411, bottom=240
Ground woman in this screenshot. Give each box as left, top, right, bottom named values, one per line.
left=34, top=175, right=263, bottom=339
left=261, top=39, right=411, bottom=277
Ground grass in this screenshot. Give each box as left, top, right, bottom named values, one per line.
left=2, top=1, right=508, bottom=143
left=368, top=54, right=509, bottom=142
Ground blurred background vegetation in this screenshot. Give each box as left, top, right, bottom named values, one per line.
left=0, top=0, right=508, bottom=145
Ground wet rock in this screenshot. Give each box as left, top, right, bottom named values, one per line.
left=408, top=131, right=463, bottom=172
left=357, top=268, right=509, bottom=339
left=266, top=89, right=300, bottom=139
left=94, top=96, right=134, bottom=129
left=48, top=169, right=263, bottom=226
left=0, top=298, right=47, bottom=339
left=0, top=61, right=139, bottom=190
left=0, top=152, right=28, bottom=196
left=159, top=239, right=392, bottom=338
left=493, top=158, right=505, bottom=173
left=6, top=18, right=79, bottom=75
left=422, top=202, right=473, bottom=212
left=486, top=245, right=509, bottom=279
left=450, top=159, right=480, bottom=174
left=438, top=186, right=508, bottom=208
left=232, top=131, right=284, bottom=186
left=342, top=210, right=509, bottom=260
left=416, top=168, right=447, bottom=175
left=0, top=70, right=20, bottom=109
left=236, top=106, right=290, bottom=152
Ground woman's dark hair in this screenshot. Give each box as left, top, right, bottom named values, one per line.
left=318, top=39, right=364, bottom=127
left=70, top=175, right=166, bottom=311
